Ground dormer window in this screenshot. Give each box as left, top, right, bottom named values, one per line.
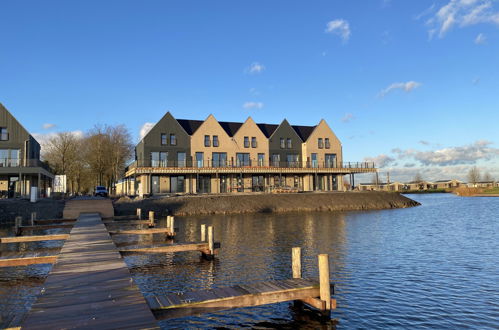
left=0, top=128, right=8, bottom=141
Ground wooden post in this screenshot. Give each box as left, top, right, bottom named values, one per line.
left=208, top=226, right=214, bottom=256
left=292, top=247, right=301, bottom=279
left=15, top=216, right=22, bottom=236
left=136, top=208, right=142, bottom=220
left=200, top=224, right=206, bottom=242
left=170, top=216, right=175, bottom=234
left=166, top=216, right=171, bottom=229
left=30, top=212, right=37, bottom=226
left=148, top=211, right=155, bottom=227
left=318, top=254, right=331, bottom=311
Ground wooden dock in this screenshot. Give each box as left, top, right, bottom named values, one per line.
left=20, top=212, right=158, bottom=329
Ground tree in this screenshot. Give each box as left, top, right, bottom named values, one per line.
left=483, top=171, right=494, bottom=183
left=413, top=172, right=423, bottom=183
left=467, top=166, right=481, bottom=186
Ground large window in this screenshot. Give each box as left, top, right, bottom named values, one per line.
left=318, top=138, right=324, bottom=149
left=196, top=152, right=204, bottom=167
left=204, top=135, right=211, bottom=147
left=170, top=176, right=185, bottom=193
left=244, top=136, right=250, bottom=148
left=177, top=152, right=186, bottom=167
left=151, top=152, right=167, bottom=167
left=0, top=149, right=8, bottom=167
left=0, top=149, right=20, bottom=167
left=258, top=153, right=265, bottom=166
left=161, top=134, right=167, bottom=145
left=213, top=135, right=219, bottom=147
left=311, top=153, right=318, bottom=168
left=212, top=152, right=227, bottom=167
left=0, top=128, right=8, bottom=141
left=272, top=154, right=280, bottom=167
left=236, top=153, right=250, bottom=166
left=170, top=134, right=177, bottom=146
left=286, top=138, right=292, bottom=149
left=287, top=154, right=299, bottom=167
left=251, top=137, right=257, bottom=148
left=280, top=138, right=285, bottom=149
left=325, top=153, right=336, bottom=168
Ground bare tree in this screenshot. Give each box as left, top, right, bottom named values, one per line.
left=413, top=172, right=423, bottom=183
left=467, top=166, right=481, bottom=186
left=482, top=171, right=494, bottom=183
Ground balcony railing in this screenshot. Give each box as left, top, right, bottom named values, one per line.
left=127, top=159, right=375, bottom=171
left=0, top=158, right=52, bottom=171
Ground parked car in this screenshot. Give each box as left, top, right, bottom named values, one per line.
left=94, top=186, right=108, bottom=197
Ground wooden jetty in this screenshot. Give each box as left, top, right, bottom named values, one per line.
left=34, top=219, right=76, bottom=224
left=21, top=212, right=158, bottom=329
left=145, top=247, right=336, bottom=320
left=0, top=234, right=70, bottom=244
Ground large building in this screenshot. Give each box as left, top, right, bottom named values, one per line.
left=0, top=103, right=54, bottom=198
left=120, top=112, right=376, bottom=196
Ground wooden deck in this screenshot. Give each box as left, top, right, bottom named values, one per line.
left=0, top=234, right=70, bottom=243
left=146, top=278, right=335, bottom=320
left=21, top=212, right=158, bottom=329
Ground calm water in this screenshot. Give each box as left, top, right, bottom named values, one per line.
left=1, top=193, right=499, bottom=328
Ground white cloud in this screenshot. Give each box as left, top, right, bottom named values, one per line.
left=139, top=122, right=155, bottom=140
left=426, top=0, right=499, bottom=39
left=475, top=32, right=487, bottom=44
left=32, top=131, right=84, bottom=149
left=42, top=123, right=56, bottom=130
left=364, top=154, right=395, bottom=168
left=325, top=19, right=351, bottom=41
left=379, top=81, right=421, bottom=97
left=247, top=62, right=265, bottom=74
left=242, top=102, right=264, bottom=110
left=341, top=113, right=355, bottom=123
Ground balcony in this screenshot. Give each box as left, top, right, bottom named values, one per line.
left=0, top=158, right=52, bottom=171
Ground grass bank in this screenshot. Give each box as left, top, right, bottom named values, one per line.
left=0, top=199, right=65, bottom=224
left=113, top=191, right=420, bottom=217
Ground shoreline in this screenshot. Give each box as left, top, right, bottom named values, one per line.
left=113, top=191, right=420, bottom=217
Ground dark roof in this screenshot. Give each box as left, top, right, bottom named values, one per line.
left=176, top=119, right=204, bottom=135
left=292, top=125, right=316, bottom=142
left=219, top=121, right=243, bottom=137
left=256, top=123, right=279, bottom=138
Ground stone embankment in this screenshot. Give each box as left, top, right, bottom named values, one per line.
left=114, top=191, right=420, bottom=217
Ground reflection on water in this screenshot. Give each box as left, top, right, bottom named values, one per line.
left=1, top=194, right=499, bottom=328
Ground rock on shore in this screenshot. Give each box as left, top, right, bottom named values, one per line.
left=113, top=192, right=420, bottom=217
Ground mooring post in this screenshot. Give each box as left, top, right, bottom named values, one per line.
left=318, top=254, right=331, bottom=312
left=170, top=216, right=175, bottom=234
left=292, top=247, right=301, bottom=279
left=166, top=216, right=171, bottom=229
left=30, top=212, right=36, bottom=226
left=148, top=211, right=155, bottom=227
left=200, top=224, right=206, bottom=242
left=208, top=225, right=214, bottom=258
left=15, top=216, right=22, bottom=236
left=136, top=208, right=142, bottom=220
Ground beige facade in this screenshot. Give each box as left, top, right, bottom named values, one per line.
left=122, top=111, right=376, bottom=196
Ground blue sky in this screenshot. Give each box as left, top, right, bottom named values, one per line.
left=1, top=0, right=498, bottom=181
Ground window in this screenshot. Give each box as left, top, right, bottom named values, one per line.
left=0, top=149, right=8, bottom=167
left=318, top=138, right=324, bottom=149
left=170, top=134, right=177, bottom=146
left=280, top=138, right=285, bottom=149
left=213, top=135, right=219, bottom=147
left=287, top=138, right=292, bottom=149
left=244, top=136, right=250, bottom=148
left=161, top=134, right=167, bottom=145
left=251, top=137, right=257, bottom=148
left=151, top=152, right=167, bottom=167
left=212, top=152, right=227, bottom=167
left=325, top=154, right=336, bottom=168
left=325, top=138, right=330, bottom=149
left=204, top=135, right=211, bottom=147
left=257, top=153, right=265, bottom=166
left=236, top=153, right=250, bottom=166
left=0, top=128, right=8, bottom=141
left=287, top=154, right=299, bottom=167
left=177, top=152, right=186, bottom=167
left=311, top=153, right=318, bottom=168
left=272, top=154, right=280, bottom=167
left=196, top=152, right=204, bottom=167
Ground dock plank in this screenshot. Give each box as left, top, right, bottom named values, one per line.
left=0, top=234, right=70, bottom=243
left=21, top=212, right=158, bottom=330
left=119, top=242, right=210, bottom=254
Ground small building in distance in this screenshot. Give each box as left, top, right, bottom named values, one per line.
left=119, top=112, right=376, bottom=196
left=358, top=179, right=464, bottom=192
left=0, top=103, right=54, bottom=198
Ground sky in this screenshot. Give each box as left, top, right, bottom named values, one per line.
left=1, top=0, right=498, bottom=182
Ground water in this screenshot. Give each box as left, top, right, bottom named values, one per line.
left=1, top=194, right=499, bottom=328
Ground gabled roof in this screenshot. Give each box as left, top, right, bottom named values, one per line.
left=219, top=121, right=243, bottom=137
left=256, top=123, right=279, bottom=138
left=291, top=125, right=316, bottom=142
left=176, top=119, right=204, bottom=135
